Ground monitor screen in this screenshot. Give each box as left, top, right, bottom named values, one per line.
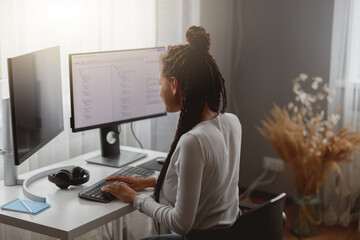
left=7, top=46, right=64, bottom=165
left=69, top=47, right=166, bottom=132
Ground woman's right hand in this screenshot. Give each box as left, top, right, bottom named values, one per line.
left=105, top=175, right=156, bottom=191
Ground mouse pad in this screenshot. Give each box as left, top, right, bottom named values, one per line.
left=138, top=159, right=164, bottom=171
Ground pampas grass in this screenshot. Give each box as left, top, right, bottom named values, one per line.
left=258, top=74, right=360, bottom=196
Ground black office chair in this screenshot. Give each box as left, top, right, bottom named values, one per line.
left=185, top=193, right=287, bottom=240
left=143, top=193, right=287, bottom=240
left=186, top=193, right=287, bottom=240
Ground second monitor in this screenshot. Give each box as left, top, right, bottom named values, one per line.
left=69, top=47, right=166, bottom=167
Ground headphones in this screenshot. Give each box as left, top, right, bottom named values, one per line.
left=48, top=166, right=90, bottom=189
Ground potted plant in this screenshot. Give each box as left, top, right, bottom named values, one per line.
left=258, top=73, right=360, bottom=237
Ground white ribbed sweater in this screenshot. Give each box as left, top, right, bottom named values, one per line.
left=134, top=113, right=242, bottom=235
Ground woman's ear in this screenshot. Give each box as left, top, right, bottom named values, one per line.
left=170, top=76, right=180, bottom=96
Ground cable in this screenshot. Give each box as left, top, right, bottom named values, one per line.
left=239, top=169, right=279, bottom=202
left=239, top=169, right=268, bottom=201
left=259, top=172, right=278, bottom=186
left=105, top=223, right=113, bottom=240
left=130, top=122, right=144, bottom=149
left=240, top=172, right=278, bottom=202
left=117, top=124, right=122, bottom=135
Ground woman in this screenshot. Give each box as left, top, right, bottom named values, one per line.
left=102, top=26, right=242, bottom=238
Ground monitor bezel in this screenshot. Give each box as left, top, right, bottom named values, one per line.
left=68, top=47, right=167, bottom=133
left=7, top=46, right=64, bottom=165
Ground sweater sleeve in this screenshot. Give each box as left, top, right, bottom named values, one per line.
left=133, top=134, right=204, bottom=235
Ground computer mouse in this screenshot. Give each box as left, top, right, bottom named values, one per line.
left=155, top=157, right=166, bottom=164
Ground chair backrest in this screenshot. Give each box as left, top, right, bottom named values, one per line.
left=231, top=192, right=287, bottom=240
left=186, top=193, right=286, bottom=240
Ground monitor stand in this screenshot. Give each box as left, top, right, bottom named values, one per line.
left=85, top=125, right=146, bottom=168
left=2, top=98, right=74, bottom=203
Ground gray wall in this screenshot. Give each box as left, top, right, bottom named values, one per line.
left=152, top=0, right=335, bottom=198
left=201, top=0, right=334, bottom=197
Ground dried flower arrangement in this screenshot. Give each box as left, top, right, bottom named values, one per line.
left=258, top=73, right=360, bottom=196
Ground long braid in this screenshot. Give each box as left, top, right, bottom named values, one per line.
left=206, top=54, right=227, bottom=113
left=205, top=56, right=220, bottom=112
left=153, top=26, right=228, bottom=232
left=154, top=81, right=190, bottom=202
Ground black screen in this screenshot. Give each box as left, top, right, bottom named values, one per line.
left=7, top=46, right=64, bottom=165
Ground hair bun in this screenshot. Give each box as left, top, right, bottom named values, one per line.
left=186, top=26, right=210, bottom=52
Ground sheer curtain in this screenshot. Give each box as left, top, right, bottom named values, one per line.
left=0, top=0, right=157, bottom=239
left=150, top=0, right=201, bottom=152
left=323, top=0, right=360, bottom=231
left=0, top=0, right=157, bottom=179
left=0, top=0, right=205, bottom=239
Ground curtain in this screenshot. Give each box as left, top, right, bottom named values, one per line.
left=0, top=0, right=157, bottom=239
left=323, top=0, right=360, bottom=231
left=150, top=0, right=201, bottom=153
left=0, top=0, right=157, bottom=180
left=0, top=0, right=207, bottom=239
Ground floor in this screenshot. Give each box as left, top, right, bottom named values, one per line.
left=248, top=194, right=360, bottom=240
left=282, top=201, right=360, bottom=240
left=283, top=223, right=360, bottom=240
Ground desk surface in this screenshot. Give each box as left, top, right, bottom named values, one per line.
left=0, top=146, right=165, bottom=240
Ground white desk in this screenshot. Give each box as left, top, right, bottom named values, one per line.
left=0, top=146, right=166, bottom=240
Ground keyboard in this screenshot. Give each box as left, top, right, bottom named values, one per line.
left=78, top=166, right=155, bottom=203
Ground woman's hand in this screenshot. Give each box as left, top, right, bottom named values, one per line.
left=101, top=182, right=139, bottom=204
left=105, top=175, right=156, bottom=191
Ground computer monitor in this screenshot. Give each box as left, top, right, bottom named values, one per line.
left=7, top=46, right=64, bottom=166
left=69, top=47, right=166, bottom=167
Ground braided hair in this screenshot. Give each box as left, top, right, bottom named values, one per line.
left=154, top=26, right=227, bottom=204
